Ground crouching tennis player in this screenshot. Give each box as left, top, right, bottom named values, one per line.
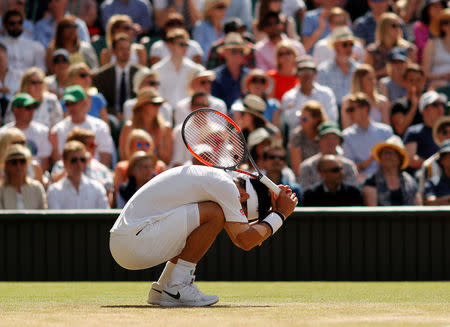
left=110, top=165, right=297, bottom=307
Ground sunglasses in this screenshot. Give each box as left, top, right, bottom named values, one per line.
left=13, top=140, right=26, bottom=145
left=441, top=20, right=450, bottom=26
left=135, top=141, right=150, bottom=149
left=267, top=154, right=286, bottom=161
left=70, top=156, right=87, bottom=164
left=324, top=166, right=343, bottom=173
left=230, top=48, right=244, bottom=55
left=339, top=41, right=354, bottom=48
left=53, top=57, right=69, bottom=64
left=199, top=79, right=212, bottom=85
left=7, top=158, right=26, bottom=166
left=250, top=77, right=266, bottom=84
left=265, top=21, right=281, bottom=27
left=391, top=23, right=401, bottom=29
left=7, top=20, right=23, bottom=26
left=65, top=101, right=79, bottom=107
left=176, top=41, right=188, bottom=48
left=165, top=20, right=184, bottom=27
left=29, top=80, right=43, bottom=85
left=214, top=4, right=227, bottom=9
left=278, top=51, right=292, bottom=57
left=79, top=72, right=91, bottom=78
left=122, top=25, right=134, bottom=31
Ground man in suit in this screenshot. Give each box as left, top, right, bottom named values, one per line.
left=92, top=33, right=140, bottom=120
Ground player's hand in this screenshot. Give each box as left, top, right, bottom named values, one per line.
left=271, top=185, right=297, bottom=219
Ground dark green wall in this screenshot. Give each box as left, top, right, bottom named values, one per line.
left=0, top=207, right=449, bottom=281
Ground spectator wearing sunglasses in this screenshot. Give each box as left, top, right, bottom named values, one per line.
left=47, top=140, right=109, bottom=209
left=302, top=154, right=363, bottom=207
left=153, top=0, right=201, bottom=32
left=0, top=0, right=35, bottom=40
left=0, top=144, right=47, bottom=209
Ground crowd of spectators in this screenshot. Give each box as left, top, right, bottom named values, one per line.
left=0, top=0, right=450, bottom=210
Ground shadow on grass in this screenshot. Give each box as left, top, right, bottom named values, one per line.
left=101, top=304, right=274, bottom=309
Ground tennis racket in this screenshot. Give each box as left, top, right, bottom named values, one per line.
left=181, top=108, right=281, bottom=195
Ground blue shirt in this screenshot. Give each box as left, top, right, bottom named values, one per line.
left=301, top=8, right=331, bottom=48
left=62, top=93, right=107, bottom=119
left=225, top=0, right=252, bottom=31
left=100, top=0, right=153, bottom=31
left=424, top=174, right=450, bottom=199
left=212, top=65, right=249, bottom=111
left=403, top=124, right=439, bottom=160
left=193, top=19, right=225, bottom=63
left=34, top=15, right=90, bottom=47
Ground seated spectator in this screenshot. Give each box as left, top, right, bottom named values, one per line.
left=119, top=88, right=173, bottom=164
left=390, top=63, right=426, bottom=137
left=123, top=68, right=173, bottom=125
left=50, top=85, right=114, bottom=167
left=47, top=140, right=109, bottom=209
left=0, top=128, right=44, bottom=185
left=266, top=40, right=299, bottom=101
left=342, top=92, right=393, bottom=182
left=422, top=8, right=450, bottom=89
left=424, top=139, right=450, bottom=205
left=0, top=144, right=47, bottom=209
left=46, top=15, right=98, bottom=72
left=247, top=127, right=273, bottom=170
left=0, top=0, right=35, bottom=40
left=153, top=28, right=202, bottom=108
left=364, top=12, right=417, bottom=79
left=45, top=49, right=70, bottom=100
left=299, top=121, right=358, bottom=190
left=153, top=0, right=201, bottom=32
left=353, top=0, right=392, bottom=46
left=3, top=67, right=64, bottom=129
left=225, top=0, right=254, bottom=34
left=64, top=63, right=108, bottom=123
left=100, top=0, right=153, bottom=36
left=340, top=64, right=389, bottom=129
left=0, top=43, right=21, bottom=123
left=404, top=90, right=445, bottom=171
left=0, top=93, right=52, bottom=172
left=192, top=0, right=229, bottom=63
left=288, top=100, right=326, bottom=176
left=150, top=12, right=203, bottom=66
left=0, top=9, right=46, bottom=76
left=363, top=135, right=421, bottom=206
left=254, top=11, right=305, bottom=71
left=302, top=154, right=364, bottom=206
left=378, top=47, right=408, bottom=105
left=116, top=151, right=156, bottom=208
left=79, top=0, right=100, bottom=38
left=100, top=14, right=147, bottom=67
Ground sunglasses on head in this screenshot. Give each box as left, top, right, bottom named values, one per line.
left=324, top=166, right=343, bottom=173
left=250, top=77, right=266, bottom=84
left=70, top=156, right=87, bottom=164
left=7, top=158, right=26, bottom=166
left=267, top=154, right=286, bottom=161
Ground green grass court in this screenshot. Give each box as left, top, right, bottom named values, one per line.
left=1, top=282, right=449, bottom=326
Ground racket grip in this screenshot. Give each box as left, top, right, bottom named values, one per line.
left=259, top=175, right=281, bottom=196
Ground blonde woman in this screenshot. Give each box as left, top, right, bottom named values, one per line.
left=364, top=12, right=417, bottom=79
left=100, top=14, right=147, bottom=66
left=341, top=64, right=390, bottom=129
left=288, top=100, right=328, bottom=175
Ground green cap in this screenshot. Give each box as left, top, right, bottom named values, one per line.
left=316, top=121, right=342, bottom=141
left=11, top=93, right=40, bottom=109
left=63, top=85, right=86, bottom=103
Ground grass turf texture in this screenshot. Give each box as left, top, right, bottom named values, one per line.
left=0, top=282, right=449, bottom=327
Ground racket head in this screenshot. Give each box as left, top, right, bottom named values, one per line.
left=182, top=108, right=249, bottom=170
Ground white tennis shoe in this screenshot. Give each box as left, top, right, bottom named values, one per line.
left=147, top=282, right=163, bottom=305
left=159, top=276, right=218, bottom=307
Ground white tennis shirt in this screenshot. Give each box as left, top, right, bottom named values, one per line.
left=110, top=165, right=248, bottom=234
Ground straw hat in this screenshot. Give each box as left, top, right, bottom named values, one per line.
left=188, top=66, right=216, bottom=86
left=242, top=68, right=272, bottom=93
left=248, top=127, right=271, bottom=151
left=217, top=32, right=250, bottom=55
left=232, top=94, right=266, bottom=121
left=372, top=135, right=409, bottom=170
left=328, top=26, right=357, bottom=48
left=430, top=8, right=450, bottom=37
left=133, top=87, right=165, bottom=113
left=432, top=116, right=450, bottom=146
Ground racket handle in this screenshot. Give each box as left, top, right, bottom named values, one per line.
left=259, top=175, right=281, bottom=196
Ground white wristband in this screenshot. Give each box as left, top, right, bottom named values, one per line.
left=261, top=212, right=283, bottom=235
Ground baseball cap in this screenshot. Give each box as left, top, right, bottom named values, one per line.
left=63, top=85, right=87, bottom=103
left=52, top=48, right=70, bottom=62
left=418, top=90, right=447, bottom=112
left=388, top=47, right=408, bottom=62
left=11, top=93, right=40, bottom=108
left=316, top=121, right=342, bottom=141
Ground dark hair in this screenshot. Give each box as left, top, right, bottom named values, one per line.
left=421, top=0, right=447, bottom=25
left=249, top=178, right=272, bottom=222
left=112, top=33, right=131, bottom=49
left=259, top=11, right=282, bottom=30
left=53, top=15, right=80, bottom=50
left=348, top=92, right=370, bottom=110
left=403, top=63, right=424, bottom=78
left=2, top=9, right=23, bottom=28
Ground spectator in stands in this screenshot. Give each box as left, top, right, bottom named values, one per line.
left=119, top=88, right=173, bottom=164
left=390, top=63, right=426, bottom=137
left=364, top=12, right=417, bottom=79
left=0, top=93, right=52, bottom=172
left=302, top=154, right=364, bottom=206
left=45, top=49, right=70, bottom=100
left=174, top=66, right=226, bottom=127
left=225, top=0, right=253, bottom=33
left=363, top=135, right=421, bottom=206
left=79, top=0, right=100, bottom=38
left=92, top=34, right=140, bottom=119
left=65, top=63, right=108, bottom=124
left=35, top=0, right=90, bottom=48
left=288, top=100, right=326, bottom=176
left=299, top=121, right=358, bottom=190
left=340, top=64, right=389, bottom=129
left=0, top=9, right=46, bottom=76
left=312, top=7, right=364, bottom=64
left=254, top=11, right=305, bottom=71
left=3, top=67, right=64, bottom=129
left=404, top=90, right=445, bottom=171
left=47, top=140, right=109, bottom=209
left=207, top=17, right=255, bottom=70
left=192, top=0, right=229, bottom=63
left=211, top=33, right=251, bottom=110
left=422, top=8, right=450, bottom=89
left=266, top=40, right=299, bottom=101
left=424, top=139, right=450, bottom=205
left=353, top=0, right=392, bottom=46
left=413, top=0, right=446, bottom=64
left=50, top=85, right=114, bottom=167
left=100, top=14, right=147, bottom=67
left=379, top=47, right=408, bottom=105
left=281, top=57, right=338, bottom=134
left=150, top=13, right=203, bottom=66
left=247, top=127, right=273, bottom=169
left=46, top=16, right=98, bottom=73
left=153, top=0, right=201, bottom=32
left=0, top=144, right=47, bottom=209
left=100, top=0, right=153, bottom=36
left=0, top=43, right=20, bottom=123
left=342, top=92, right=393, bottom=181
left=116, top=151, right=156, bottom=208
left=0, top=0, right=35, bottom=40
left=0, top=128, right=44, bottom=185
left=317, top=26, right=360, bottom=107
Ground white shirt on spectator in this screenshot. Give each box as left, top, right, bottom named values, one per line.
left=150, top=39, right=203, bottom=62
left=0, top=67, right=21, bottom=101
left=312, top=36, right=364, bottom=65
left=170, top=123, right=191, bottom=167
left=47, top=174, right=109, bottom=209
left=173, top=94, right=226, bottom=127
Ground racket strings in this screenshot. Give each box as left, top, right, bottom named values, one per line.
left=184, top=111, right=245, bottom=168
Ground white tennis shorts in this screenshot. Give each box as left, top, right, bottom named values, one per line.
left=110, top=203, right=200, bottom=270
